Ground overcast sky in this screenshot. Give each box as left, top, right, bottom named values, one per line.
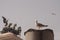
left=0, top=0, right=60, bottom=40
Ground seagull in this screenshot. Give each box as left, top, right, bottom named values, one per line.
left=52, top=13, right=56, bottom=15
left=36, top=20, right=48, bottom=29
left=2, top=16, right=8, bottom=26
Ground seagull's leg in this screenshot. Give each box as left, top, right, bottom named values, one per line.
left=39, top=27, right=40, bottom=29
left=38, top=26, right=40, bottom=30
left=39, top=27, right=41, bottom=30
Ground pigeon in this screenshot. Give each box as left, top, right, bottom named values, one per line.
left=13, top=24, right=17, bottom=30
left=2, top=16, right=8, bottom=26
left=8, top=23, right=12, bottom=28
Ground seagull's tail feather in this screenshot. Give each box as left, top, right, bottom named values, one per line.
left=44, top=25, right=48, bottom=27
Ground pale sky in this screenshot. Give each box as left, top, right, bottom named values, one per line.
left=0, top=0, right=60, bottom=40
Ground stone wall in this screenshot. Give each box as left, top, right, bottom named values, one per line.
left=24, top=29, right=54, bottom=40
left=0, top=32, right=22, bottom=40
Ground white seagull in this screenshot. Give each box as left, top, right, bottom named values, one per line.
left=36, top=20, right=48, bottom=29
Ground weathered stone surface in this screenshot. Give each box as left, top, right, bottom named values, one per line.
left=0, top=32, right=22, bottom=40
left=24, top=29, right=54, bottom=40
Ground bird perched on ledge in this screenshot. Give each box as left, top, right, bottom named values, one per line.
left=1, top=16, right=22, bottom=35
left=36, top=20, right=48, bottom=29
left=2, top=16, right=8, bottom=26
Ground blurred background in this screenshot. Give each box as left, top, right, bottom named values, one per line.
left=0, top=0, right=60, bottom=40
